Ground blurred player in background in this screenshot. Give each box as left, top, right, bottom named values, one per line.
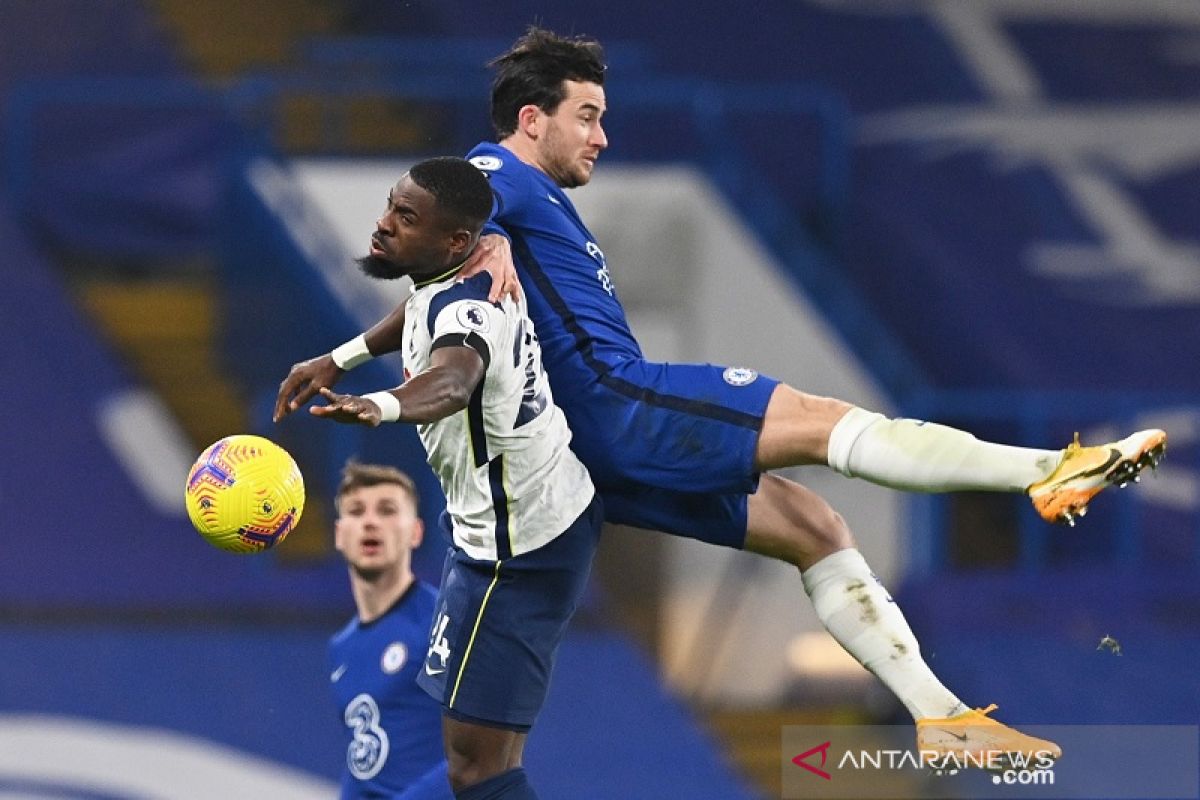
left=330, top=462, right=452, bottom=799
left=311, top=156, right=603, bottom=800
left=278, top=29, right=1167, bottom=766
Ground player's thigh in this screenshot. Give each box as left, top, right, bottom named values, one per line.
left=754, top=384, right=854, bottom=471
left=744, top=474, right=855, bottom=570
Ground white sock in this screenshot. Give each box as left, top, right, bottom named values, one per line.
left=826, top=407, right=1061, bottom=492
left=802, top=549, right=965, bottom=720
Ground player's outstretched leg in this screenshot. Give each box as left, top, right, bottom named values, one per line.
left=755, top=386, right=1167, bottom=525
left=747, top=476, right=1060, bottom=768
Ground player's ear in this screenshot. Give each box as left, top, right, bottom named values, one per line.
left=409, top=517, right=425, bottom=550
left=333, top=518, right=348, bottom=553
left=517, top=104, right=542, bottom=137
left=448, top=228, right=473, bottom=256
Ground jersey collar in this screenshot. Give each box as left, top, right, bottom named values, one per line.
left=412, top=256, right=469, bottom=290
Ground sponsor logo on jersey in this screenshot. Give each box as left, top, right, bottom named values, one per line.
left=456, top=301, right=491, bottom=333
left=345, top=693, right=389, bottom=779
left=469, top=155, right=502, bottom=172
left=586, top=242, right=615, bottom=296
left=380, top=642, right=407, bottom=674
left=585, top=241, right=607, bottom=266
left=723, top=367, right=758, bottom=386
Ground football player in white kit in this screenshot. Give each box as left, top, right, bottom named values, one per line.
left=311, top=156, right=601, bottom=800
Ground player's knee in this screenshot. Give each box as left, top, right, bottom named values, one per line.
left=754, top=475, right=855, bottom=566
left=443, top=726, right=519, bottom=792
left=789, top=503, right=853, bottom=566
left=446, top=757, right=489, bottom=793
left=809, top=502, right=854, bottom=553
left=446, top=748, right=503, bottom=792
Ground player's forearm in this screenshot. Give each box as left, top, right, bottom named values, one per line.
left=329, top=303, right=407, bottom=371
left=378, top=367, right=474, bottom=424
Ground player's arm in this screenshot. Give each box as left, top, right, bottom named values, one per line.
left=310, top=345, right=485, bottom=427
left=272, top=303, right=409, bottom=422
left=274, top=234, right=515, bottom=423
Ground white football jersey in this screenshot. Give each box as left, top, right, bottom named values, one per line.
left=402, top=271, right=594, bottom=561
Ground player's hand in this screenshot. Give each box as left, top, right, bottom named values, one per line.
left=274, top=354, right=343, bottom=422
left=309, top=387, right=382, bottom=427
left=460, top=233, right=521, bottom=303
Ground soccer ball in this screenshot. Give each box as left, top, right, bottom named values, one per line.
left=184, top=434, right=305, bottom=553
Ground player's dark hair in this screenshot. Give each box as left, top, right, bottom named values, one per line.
left=336, top=462, right=420, bottom=512
left=407, top=156, right=494, bottom=232
left=488, top=26, right=606, bottom=138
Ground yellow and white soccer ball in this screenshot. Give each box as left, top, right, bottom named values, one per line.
left=184, top=434, right=305, bottom=553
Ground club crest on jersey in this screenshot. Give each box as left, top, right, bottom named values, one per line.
left=456, top=302, right=490, bottom=333
left=723, top=367, right=758, bottom=386
left=381, top=642, right=407, bottom=674
left=469, top=155, right=502, bottom=172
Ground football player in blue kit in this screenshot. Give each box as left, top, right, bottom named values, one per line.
left=329, top=462, right=452, bottom=800
left=310, top=156, right=602, bottom=800
left=278, top=29, right=1165, bottom=767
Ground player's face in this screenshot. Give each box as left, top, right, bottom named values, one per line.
left=358, top=175, right=460, bottom=280
left=536, top=80, right=607, bottom=189
left=335, top=484, right=423, bottom=577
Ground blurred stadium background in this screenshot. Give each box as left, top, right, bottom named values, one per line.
left=2, top=1, right=1199, bottom=797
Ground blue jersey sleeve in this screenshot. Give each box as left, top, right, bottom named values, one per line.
left=481, top=219, right=509, bottom=240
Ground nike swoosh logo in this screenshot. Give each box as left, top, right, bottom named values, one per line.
left=424, top=663, right=445, bottom=677
left=1094, top=448, right=1123, bottom=478
left=330, top=664, right=347, bottom=683
left=939, top=729, right=969, bottom=742
left=1067, top=448, right=1122, bottom=481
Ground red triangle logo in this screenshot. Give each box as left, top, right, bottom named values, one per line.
left=792, top=740, right=832, bottom=780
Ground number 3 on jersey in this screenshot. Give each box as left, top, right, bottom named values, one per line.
left=344, top=693, right=389, bottom=780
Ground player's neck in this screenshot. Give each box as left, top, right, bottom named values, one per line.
left=410, top=254, right=470, bottom=289
left=498, top=134, right=543, bottom=174
left=350, top=568, right=415, bottom=624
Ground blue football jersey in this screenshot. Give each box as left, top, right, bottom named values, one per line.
left=466, top=142, right=779, bottom=511
left=467, top=142, right=643, bottom=406
left=328, top=581, right=450, bottom=799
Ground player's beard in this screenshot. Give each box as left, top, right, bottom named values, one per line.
left=541, top=127, right=590, bottom=189
left=356, top=254, right=407, bottom=280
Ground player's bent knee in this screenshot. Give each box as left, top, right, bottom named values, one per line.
left=747, top=475, right=856, bottom=567
left=446, top=747, right=511, bottom=791
left=443, top=718, right=524, bottom=792
left=809, top=503, right=854, bottom=552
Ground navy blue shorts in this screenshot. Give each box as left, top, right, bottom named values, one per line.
left=416, top=495, right=602, bottom=732
left=557, top=359, right=779, bottom=549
